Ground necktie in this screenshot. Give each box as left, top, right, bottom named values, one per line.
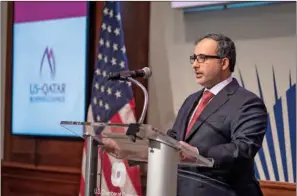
left=185, top=90, right=214, bottom=137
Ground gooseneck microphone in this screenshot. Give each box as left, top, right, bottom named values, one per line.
left=108, top=67, right=152, bottom=80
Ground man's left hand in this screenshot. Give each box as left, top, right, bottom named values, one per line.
left=179, top=141, right=199, bottom=162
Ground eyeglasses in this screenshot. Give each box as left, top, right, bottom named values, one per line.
left=190, top=54, right=222, bottom=64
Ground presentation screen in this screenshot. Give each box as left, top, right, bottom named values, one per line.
left=12, top=2, right=89, bottom=137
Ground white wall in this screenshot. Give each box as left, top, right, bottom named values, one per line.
left=1, top=1, right=8, bottom=160
left=148, top=2, right=296, bottom=183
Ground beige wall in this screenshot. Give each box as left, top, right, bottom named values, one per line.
left=0, top=1, right=8, bottom=160
left=148, top=1, right=296, bottom=183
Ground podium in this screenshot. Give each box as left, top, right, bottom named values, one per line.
left=60, top=120, right=214, bottom=196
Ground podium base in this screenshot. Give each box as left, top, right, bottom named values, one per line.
left=146, top=139, right=178, bottom=196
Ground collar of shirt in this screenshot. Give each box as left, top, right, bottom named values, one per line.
left=205, top=76, right=233, bottom=95
left=188, top=76, right=233, bottom=125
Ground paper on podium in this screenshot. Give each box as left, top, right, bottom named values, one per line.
left=60, top=121, right=214, bottom=167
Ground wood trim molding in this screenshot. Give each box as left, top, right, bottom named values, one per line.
left=260, top=180, right=296, bottom=196
left=2, top=160, right=81, bottom=174
left=260, top=180, right=296, bottom=190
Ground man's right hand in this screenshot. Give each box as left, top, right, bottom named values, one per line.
left=101, top=138, right=120, bottom=154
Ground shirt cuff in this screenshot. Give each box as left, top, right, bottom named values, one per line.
left=196, top=147, right=199, bottom=155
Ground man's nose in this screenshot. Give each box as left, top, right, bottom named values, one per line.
left=192, top=60, right=200, bottom=68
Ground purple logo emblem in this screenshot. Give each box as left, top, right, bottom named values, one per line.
left=40, top=47, right=56, bottom=79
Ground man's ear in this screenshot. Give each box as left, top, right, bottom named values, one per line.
left=221, top=57, right=230, bottom=71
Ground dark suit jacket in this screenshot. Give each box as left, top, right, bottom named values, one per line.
left=167, top=78, right=268, bottom=196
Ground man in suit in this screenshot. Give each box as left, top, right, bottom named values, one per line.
left=167, top=33, right=268, bottom=196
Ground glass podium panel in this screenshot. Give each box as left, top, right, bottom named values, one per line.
left=60, top=121, right=214, bottom=167
left=95, top=153, right=143, bottom=196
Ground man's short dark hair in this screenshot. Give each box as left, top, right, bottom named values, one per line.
left=195, top=33, right=236, bottom=72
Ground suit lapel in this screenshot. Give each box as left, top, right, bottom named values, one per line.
left=184, top=78, right=240, bottom=141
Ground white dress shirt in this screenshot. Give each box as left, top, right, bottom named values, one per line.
left=188, top=76, right=233, bottom=125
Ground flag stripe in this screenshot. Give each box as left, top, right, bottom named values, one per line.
left=255, top=153, right=266, bottom=180
left=286, top=84, right=296, bottom=182
left=80, top=101, right=142, bottom=196
left=100, top=151, right=122, bottom=193
left=111, top=100, right=142, bottom=196
left=109, top=155, right=139, bottom=196
left=274, top=100, right=288, bottom=181
left=117, top=100, right=142, bottom=196
left=97, top=101, right=141, bottom=196
left=281, top=94, right=294, bottom=182
left=120, top=99, right=137, bottom=122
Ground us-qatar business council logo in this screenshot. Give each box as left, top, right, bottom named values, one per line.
left=29, top=47, right=66, bottom=103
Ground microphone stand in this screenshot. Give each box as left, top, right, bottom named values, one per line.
left=126, top=77, right=148, bottom=124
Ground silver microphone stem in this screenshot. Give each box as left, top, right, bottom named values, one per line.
left=127, top=77, right=148, bottom=124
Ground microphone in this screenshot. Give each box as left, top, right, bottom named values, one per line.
left=108, top=67, right=152, bottom=80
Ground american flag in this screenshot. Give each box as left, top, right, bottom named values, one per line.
left=79, top=2, right=142, bottom=196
